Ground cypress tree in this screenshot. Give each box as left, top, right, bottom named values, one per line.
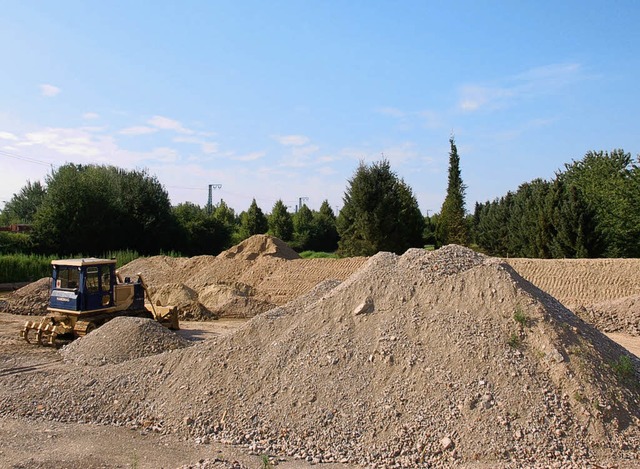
left=437, top=137, right=468, bottom=246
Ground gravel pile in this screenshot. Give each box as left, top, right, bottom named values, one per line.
left=0, top=277, right=51, bottom=315
left=1, top=245, right=638, bottom=468
left=59, top=316, right=192, bottom=366
left=574, top=294, right=640, bottom=336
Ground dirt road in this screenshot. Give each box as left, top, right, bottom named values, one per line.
left=0, top=313, right=356, bottom=469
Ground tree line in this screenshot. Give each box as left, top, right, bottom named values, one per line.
left=471, top=150, right=640, bottom=258
left=1, top=144, right=638, bottom=259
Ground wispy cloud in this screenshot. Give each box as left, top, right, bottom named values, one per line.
left=232, top=151, right=266, bottom=162
left=172, top=135, right=219, bottom=154
left=0, top=131, right=19, bottom=141
left=492, top=117, right=558, bottom=141
left=12, top=126, right=178, bottom=168
left=458, top=62, right=583, bottom=113
left=458, top=85, right=514, bottom=112
left=377, top=107, right=444, bottom=131
left=148, top=115, right=194, bottom=134
left=39, top=84, right=61, bottom=97
left=83, top=112, right=100, bottom=120
left=120, top=126, right=158, bottom=136
left=273, top=134, right=309, bottom=146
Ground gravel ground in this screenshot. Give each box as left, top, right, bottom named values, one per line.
left=1, top=245, right=638, bottom=468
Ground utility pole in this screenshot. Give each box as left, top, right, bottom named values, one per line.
left=207, top=184, right=222, bottom=214
left=297, top=196, right=309, bottom=213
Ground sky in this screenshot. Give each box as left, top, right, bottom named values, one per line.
left=1, top=1, right=639, bottom=215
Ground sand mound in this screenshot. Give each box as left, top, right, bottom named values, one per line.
left=150, top=283, right=215, bottom=320
left=198, top=283, right=273, bottom=318
left=4, top=245, right=639, bottom=467
left=0, top=277, right=51, bottom=315
left=575, top=294, right=640, bottom=336
left=118, top=255, right=191, bottom=287
left=59, top=316, right=191, bottom=366
left=218, top=234, right=300, bottom=261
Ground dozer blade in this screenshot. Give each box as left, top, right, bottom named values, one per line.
left=151, top=305, right=180, bottom=330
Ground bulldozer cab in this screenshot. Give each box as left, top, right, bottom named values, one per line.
left=50, top=258, right=117, bottom=313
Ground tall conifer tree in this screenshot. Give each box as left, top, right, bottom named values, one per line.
left=437, top=137, right=468, bottom=245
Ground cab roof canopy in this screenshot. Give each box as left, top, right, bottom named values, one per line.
left=51, top=258, right=116, bottom=267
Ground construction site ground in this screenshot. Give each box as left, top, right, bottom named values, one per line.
left=0, top=312, right=351, bottom=469
left=1, top=236, right=639, bottom=468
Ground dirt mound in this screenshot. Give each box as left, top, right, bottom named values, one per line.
left=59, top=316, right=191, bottom=366
left=0, top=277, right=51, bottom=315
left=3, top=245, right=639, bottom=467
left=507, top=257, right=640, bottom=309
left=218, top=234, right=300, bottom=261
left=150, top=282, right=215, bottom=320
left=198, top=283, right=274, bottom=318
left=575, top=294, right=640, bottom=336
left=118, top=255, right=191, bottom=287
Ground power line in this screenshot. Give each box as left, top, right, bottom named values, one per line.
left=165, top=185, right=207, bottom=191
left=0, top=149, right=54, bottom=167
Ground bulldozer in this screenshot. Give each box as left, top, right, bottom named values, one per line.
left=20, top=258, right=179, bottom=346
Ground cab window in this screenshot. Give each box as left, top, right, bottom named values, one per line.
left=101, top=266, right=111, bottom=292
left=56, top=267, right=80, bottom=290
left=86, top=266, right=99, bottom=293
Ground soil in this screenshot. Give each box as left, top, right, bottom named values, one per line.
left=0, top=237, right=639, bottom=468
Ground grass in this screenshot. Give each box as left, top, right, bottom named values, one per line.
left=261, top=455, right=274, bottom=469
left=611, top=355, right=636, bottom=383
left=573, top=391, right=587, bottom=404
left=0, top=250, right=167, bottom=283
left=507, top=333, right=522, bottom=348
left=0, top=253, right=54, bottom=283
left=299, top=251, right=339, bottom=259
left=513, top=307, right=528, bottom=327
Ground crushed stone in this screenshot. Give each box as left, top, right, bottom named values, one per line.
left=59, top=316, right=192, bottom=366
left=2, top=245, right=638, bottom=468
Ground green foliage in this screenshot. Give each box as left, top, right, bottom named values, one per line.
left=0, top=232, right=33, bottom=254
left=337, top=159, right=424, bottom=256
left=0, top=250, right=149, bottom=283
left=423, top=213, right=437, bottom=247
left=547, top=178, right=602, bottom=258
left=437, top=137, right=468, bottom=246
left=611, top=355, right=635, bottom=383
left=30, top=164, right=174, bottom=255
left=507, top=333, right=522, bottom=349
left=238, top=199, right=268, bottom=239
left=299, top=251, right=339, bottom=259
left=291, top=204, right=314, bottom=250
left=0, top=180, right=46, bottom=224
left=212, top=199, right=237, bottom=249
left=290, top=202, right=339, bottom=252
left=261, top=455, right=274, bottom=469
left=172, top=202, right=229, bottom=256
left=268, top=199, right=293, bottom=241
left=0, top=253, right=53, bottom=283
left=513, top=308, right=528, bottom=326
left=309, top=200, right=339, bottom=252
left=561, top=149, right=640, bottom=257
left=472, top=149, right=638, bottom=258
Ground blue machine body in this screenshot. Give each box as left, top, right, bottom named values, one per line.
left=49, top=258, right=145, bottom=313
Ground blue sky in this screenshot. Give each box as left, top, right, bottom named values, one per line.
left=1, top=1, right=639, bottom=214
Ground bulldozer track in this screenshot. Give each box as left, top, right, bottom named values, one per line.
left=0, top=358, right=63, bottom=378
